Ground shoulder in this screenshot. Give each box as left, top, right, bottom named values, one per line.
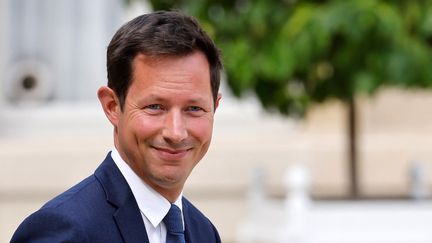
left=11, top=175, right=113, bottom=243
left=11, top=206, right=90, bottom=243
left=43, top=175, right=105, bottom=212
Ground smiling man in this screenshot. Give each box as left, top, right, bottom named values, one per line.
left=11, top=11, right=222, bottom=243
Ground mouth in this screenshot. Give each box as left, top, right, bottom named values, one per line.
left=151, top=146, right=191, bottom=161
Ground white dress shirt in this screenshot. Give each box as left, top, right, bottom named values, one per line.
left=111, top=148, right=184, bottom=243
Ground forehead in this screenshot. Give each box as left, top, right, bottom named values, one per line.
left=128, top=52, right=212, bottom=100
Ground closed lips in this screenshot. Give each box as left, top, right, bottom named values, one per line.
left=153, top=147, right=190, bottom=154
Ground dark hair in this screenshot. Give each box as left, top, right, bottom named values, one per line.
left=106, top=10, right=222, bottom=110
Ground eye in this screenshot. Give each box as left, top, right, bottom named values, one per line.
left=186, top=106, right=207, bottom=116
left=146, top=104, right=162, bottom=110
left=143, top=104, right=164, bottom=114
left=186, top=106, right=204, bottom=112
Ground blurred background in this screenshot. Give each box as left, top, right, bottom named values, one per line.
left=2, top=0, right=432, bottom=242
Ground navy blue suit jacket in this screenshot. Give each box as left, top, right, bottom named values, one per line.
left=11, top=153, right=221, bottom=243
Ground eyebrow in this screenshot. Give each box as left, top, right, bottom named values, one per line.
left=139, top=94, right=209, bottom=104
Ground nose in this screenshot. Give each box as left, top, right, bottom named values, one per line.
left=162, top=109, right=188, bottom=144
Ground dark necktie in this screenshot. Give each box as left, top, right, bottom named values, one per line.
left=163, top=204, right=186, bottom=243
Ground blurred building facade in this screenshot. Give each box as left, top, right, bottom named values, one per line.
left=1, top=1, right=432, bottom=243
left=0, top=0, right=124, bottom=240
left=0, top=0, right=122, bottom=105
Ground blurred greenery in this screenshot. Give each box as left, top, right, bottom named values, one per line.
left=147, top=0, right=432, bottom=196
left=150, top=0, right=432, bottom=114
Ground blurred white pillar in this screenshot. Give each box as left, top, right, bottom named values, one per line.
left=2, top=0, right=124, bottom=104
left=0, top=0, right=9, bottom=105
left=282, top=164, right=312, bottom=243
left=410, top=161, right=430, bottom=200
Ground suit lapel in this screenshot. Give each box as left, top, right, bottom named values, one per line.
left=182, top=198, right=221, bottom=243
left=183, top=200, right=193, bottom=243
left=113, top=197, right=149, bottom=243
left=183, top=198, right=197, bottom=243
left=95, top=153, right=149, bottom=243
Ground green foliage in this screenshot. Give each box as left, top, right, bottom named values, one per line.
left=150, top=0, right=432, bottom=116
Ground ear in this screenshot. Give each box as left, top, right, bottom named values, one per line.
left=214, top=93, right=222, bottom=111
left=97, top=86, right=121, bottom=127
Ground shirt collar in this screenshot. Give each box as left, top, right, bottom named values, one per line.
left=111, top=148, right=183, bottom=228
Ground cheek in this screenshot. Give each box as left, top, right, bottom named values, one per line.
left=188, top=117, right=214, bottom=141
left=131, top=115, right=161, bottom=137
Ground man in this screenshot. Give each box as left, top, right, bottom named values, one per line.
left=11, top=10, right=222, bottom=243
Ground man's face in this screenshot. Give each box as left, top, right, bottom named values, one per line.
left=115, top=51, right=218, bottom=200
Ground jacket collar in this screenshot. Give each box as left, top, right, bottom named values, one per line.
left=94, top=152, right=149, bottom=243
left=183, top=197, right=201, bottom=243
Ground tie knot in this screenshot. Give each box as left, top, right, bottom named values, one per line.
left=163, top=204, right=183, bottom=234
